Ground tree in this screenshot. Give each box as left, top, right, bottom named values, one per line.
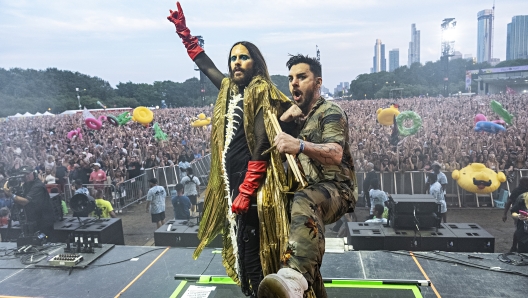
left=271, top=75, right=289, bottom=95
left=349, top=58, right=500, bottom=100
left=494, top=59, right=528, bottom=68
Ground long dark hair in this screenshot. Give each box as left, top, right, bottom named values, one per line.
left=227, top=41, right=270, bottom=82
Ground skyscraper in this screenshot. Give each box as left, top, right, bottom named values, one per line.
left=407, top=24, right=420, bottom=67
left=477, top=9, right=494, bottom=63
left=389, top=49, right=399, bottom=72
left=506, top=15, right=528, bottom=60
left=372, top=39, right=386, bottom=73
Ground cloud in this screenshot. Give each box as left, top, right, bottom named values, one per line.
left=1, top=0, right=528, bottom=89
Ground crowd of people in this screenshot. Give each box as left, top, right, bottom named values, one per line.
left=0, top=107, right=212, bottom=193
left=345, top=94, right=528, bottom=176
left=0, top=94, right=525, bottom=192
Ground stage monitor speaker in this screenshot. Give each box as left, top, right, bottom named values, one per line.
left=346, top=222, right=385, bottom=251
left=444, top=223, right=495, bottom=253
left=154, top=220, right=222, bottom=247
left=0, top=222, right=22, bottom=242
left=75, top=218, right=124, bottom=245
left=381, top=224, right=457, bottom=251
left=54, top=217, right=90, bottom=243
left=388, top=194, right=441, bottom=229
left=54, top=217, right=124, bottom=245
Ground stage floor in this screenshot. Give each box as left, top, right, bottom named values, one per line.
left=1, top=243, right=527, bottom=298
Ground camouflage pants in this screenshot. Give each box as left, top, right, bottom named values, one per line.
left=282, top=181, right=352, bottom=297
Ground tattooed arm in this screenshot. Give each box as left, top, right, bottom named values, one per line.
left=273, top=132, right=343, bottom=166
left=302, top=141, right=343, bottom=166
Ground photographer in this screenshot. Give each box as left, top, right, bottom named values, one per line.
left=3, top=166, right=55, bottom=240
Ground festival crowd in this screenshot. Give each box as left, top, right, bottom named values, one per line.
left=345, top=94, right=528, bottom=175
left=0, top=107, right=213, bottom=192
left=0, top=94, right=527, bottom=193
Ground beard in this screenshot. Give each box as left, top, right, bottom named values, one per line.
left=297, top=84, right=317, bottom=115
left=231, top=69, right=254, bottom=87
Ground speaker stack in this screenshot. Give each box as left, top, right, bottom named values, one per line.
left=346, top=194, right=495, bottom=252
left=346, top=222, right=385, bottom=250
left=381, top=224, right=457, bottom=251
left=154, top=220, right=222, bottom=247
left=54, top=217, right=125, bottom=245
left=443, top=223, right=495, bottom=253
left=0, top=222, right=22, bottom=242
left=387, top=194, right=441, bottom=230
left=1, top=216, right=124, bottom=245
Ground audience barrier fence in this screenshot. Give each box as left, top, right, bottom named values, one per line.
left=62, top=158, right=526, bottom=210
left=357, top=169, right=528, bottom=207
left=118, top=154, right=212, bottom=210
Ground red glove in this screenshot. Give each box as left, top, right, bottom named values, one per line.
left=231, top=161, right=268, bottom=214
left=167, top=2, right=204, bottom=60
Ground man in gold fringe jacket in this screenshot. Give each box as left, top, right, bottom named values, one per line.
left=168, top=2, right=296, bottom=297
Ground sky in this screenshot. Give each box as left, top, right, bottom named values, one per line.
left=1, top=0, right=527, bottom=91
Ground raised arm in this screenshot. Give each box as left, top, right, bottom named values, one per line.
left=167, top=2, right=224, bottom=89
left=193, top=53, right=225, bottom=90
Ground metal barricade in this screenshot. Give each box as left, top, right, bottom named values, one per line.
left=119, top=173, right=148, bottom=209
left=190, top=154, right=212, bottom=186
left=356, top=169, right=528, bottom=207
left=123, top=161, right=528, bottom=209
left=145, top=166, right=181, bottom=197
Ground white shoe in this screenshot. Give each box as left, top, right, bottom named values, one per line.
left=258, top=268, right=308, bottom=298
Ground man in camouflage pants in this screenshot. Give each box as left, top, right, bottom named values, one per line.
left=258, top=55, right=357, bottom=298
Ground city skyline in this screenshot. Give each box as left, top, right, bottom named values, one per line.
left=372, top=39, right=386, bottom=73
left=389, top=49, right=400, bottom=72
left=408, top=24, right=421, bottom=66
left=507, top=15, right=528, bottom=60
left=477, top=9, right=494, bottom=63
left=1, top=0, right=527, bottom=90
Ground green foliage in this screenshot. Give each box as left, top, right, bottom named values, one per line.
left=349, top=58, right=508, bottom=99
left=271, top=75, right=290, bottom=96
left=0, top=67, right=221, bottom=117
left=494, top=59, right=528, bottom=68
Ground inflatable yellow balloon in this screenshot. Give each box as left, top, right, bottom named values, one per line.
left=376, top=104, right=400, bottom=126
left=132, top=107, right=154, bottom=125
left=452, top=163, right=506, bottom=194
left=190, top=114, right=211, bottom=127
left=191, top=119, right=211, bottom=127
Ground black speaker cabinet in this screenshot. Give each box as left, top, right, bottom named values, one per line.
left=388, top=194, right=441, bottom=229
left=382, top=226, right=421, bottom=251
left=381, top=224, right=456, bottom=251
left=418, top=224, right=457, bottom=251
left=154, top=220, right=222, bottom=247
left=444, top=223, right=495, bottom=253
left=74, top=218, right=124, bottom=245
left=54, top=217, right=124, bottom=245
left=346, top=222, right=385, bottom=251
left=54, top=217, right=91, bottom=243
left=0, top=222, right=22, bottom=242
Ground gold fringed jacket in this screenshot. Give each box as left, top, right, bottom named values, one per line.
left=193, top=76, right=293, bottom=284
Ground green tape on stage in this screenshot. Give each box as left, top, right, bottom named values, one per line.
left=327, top=280, right=383, bottom=286
left=325, top=281, right=422, bottom=297
left=169, top=280, right=187, bottom=298
left=196, top=276, right=236, bottom=284
left=192, top=276, right=422, bottom=297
